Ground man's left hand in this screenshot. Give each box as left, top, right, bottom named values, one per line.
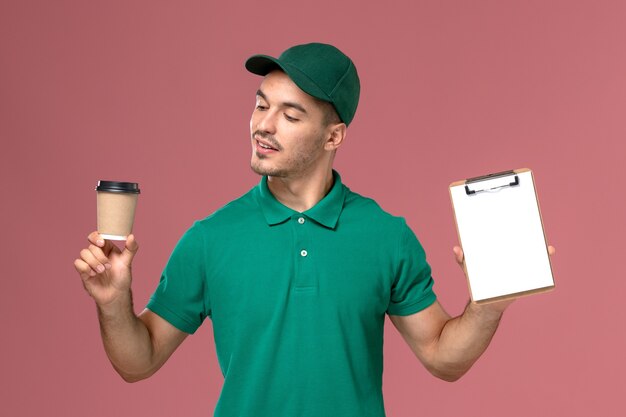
left=452, top=245, right=556, bottom=314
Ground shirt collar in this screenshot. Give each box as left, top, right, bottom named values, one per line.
left=256, top=170, right=346, bottom=229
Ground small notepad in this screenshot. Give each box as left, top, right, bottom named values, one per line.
left=449, top=168, right=555, bottom=303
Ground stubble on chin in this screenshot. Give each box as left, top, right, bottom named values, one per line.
left=250, top=154, right=287, bottom=177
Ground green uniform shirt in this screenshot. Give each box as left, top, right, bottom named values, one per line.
left=147, top=170, right=436, bottom=417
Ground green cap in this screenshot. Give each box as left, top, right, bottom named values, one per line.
left=245, top=43, right=360, bottom=126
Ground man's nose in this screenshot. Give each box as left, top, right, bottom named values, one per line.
left=256, top=109, right=277, bottom=134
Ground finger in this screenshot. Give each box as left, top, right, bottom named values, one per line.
left=453, top=246, right=464, bottom=264
left=87, top=231, right=117, bottom=257
left=75, top=256, right=96, bottom=278
left=80, top=248, right=106, bottom=275
left=121, top=234, right=139, bottom=266
left=548, top=245, right=556, bottom=256
left=88, top=244, right=112, bottom=270
left=74, top=258, right=90, bottom=279
left=88, top=231, right=105, bottom=247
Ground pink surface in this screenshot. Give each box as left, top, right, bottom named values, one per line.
left=1, top=1, right=624, bottom=416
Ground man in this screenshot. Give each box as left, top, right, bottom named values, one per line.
left=75, top=43, right=555, bottom=416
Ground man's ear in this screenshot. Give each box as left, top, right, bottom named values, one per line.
left=324, top=123, right=347, bottom=151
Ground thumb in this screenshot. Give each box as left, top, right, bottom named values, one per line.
left=121, top=234, right=139, bottom=266
left=453, top=246, right=464, bottom=265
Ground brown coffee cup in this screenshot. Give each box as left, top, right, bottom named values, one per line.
left=95, top=181, right=141, bottom=240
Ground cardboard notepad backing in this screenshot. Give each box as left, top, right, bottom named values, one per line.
left=449, top=168, right=555, bottom=303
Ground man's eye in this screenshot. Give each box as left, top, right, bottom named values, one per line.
left=284, top=114, right=299, bottom=122
left=256, top=105, right=267, bottom=110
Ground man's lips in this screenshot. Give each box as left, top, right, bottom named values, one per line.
left=254, top=136, right=279, bottom=151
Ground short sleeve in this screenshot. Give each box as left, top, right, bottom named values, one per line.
left=386, top=221, right=437, bottom=316
left=146, top=222, right=210, bottom=334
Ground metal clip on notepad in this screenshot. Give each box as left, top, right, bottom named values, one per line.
left=464, top=170, right=520, bottom=196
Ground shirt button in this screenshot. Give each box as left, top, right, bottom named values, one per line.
left=298, top=217, right=305, bottom=224
left=300, top=250, right=308, bottom=257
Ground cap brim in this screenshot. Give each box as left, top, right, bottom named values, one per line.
left=245, top=55, right=331, bottom=103
left=245, top=55, right=282, bottom=76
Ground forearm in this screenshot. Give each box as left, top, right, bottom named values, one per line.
left=429, top=302, right=503, bottom=381
left=96, top=290, right=156, bottom=382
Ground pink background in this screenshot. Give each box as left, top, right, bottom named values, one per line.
left=1, top=1, right=624, bottom=416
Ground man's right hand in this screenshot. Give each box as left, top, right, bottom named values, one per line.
left=74, top=231, right=187, bottom=382
left=74, top=231, right=139, bottom=306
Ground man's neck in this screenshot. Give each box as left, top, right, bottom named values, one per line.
left=266, top=169, right=334, bottom=213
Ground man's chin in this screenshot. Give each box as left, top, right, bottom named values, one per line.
left=250, top=162, right=286, bottom=178
left=250, top=164, right=265, bottom=176
left=250, top=161, right=272, bottom=176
